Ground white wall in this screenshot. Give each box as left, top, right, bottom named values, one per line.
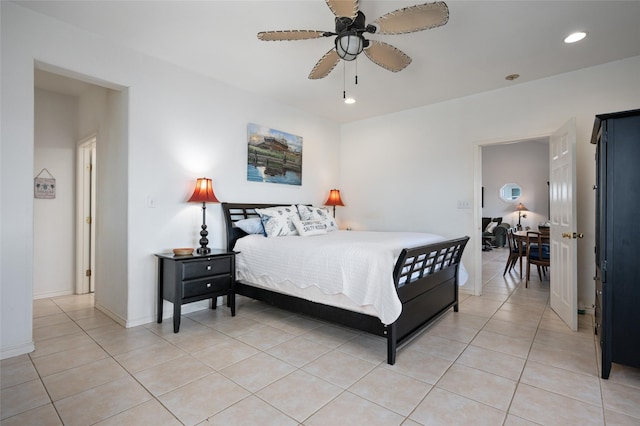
left=482, top=141, right=550, bottom=230
left=1, top=2, right=341, bottom=358
left=33, top=89, right=78, bottom=298
left=340, top=55, right=640, bottom=304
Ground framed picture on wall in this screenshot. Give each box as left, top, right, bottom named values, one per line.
left=247, top=123, right=302, bottom=186
left=34, top=169, right=56, bottom=199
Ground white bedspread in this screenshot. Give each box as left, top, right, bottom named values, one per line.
left=234, top=230, right=468, bottom=325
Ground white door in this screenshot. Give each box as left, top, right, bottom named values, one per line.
left=549, top=118, right=578, bottom=330
left=76, top=137, right=96, bottom=294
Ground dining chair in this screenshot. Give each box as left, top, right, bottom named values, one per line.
left=503, top=228, right=521, bottom=276
left=526, top=231, right=550, bottom=287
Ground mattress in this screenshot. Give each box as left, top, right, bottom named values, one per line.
left=234, top=230, right=468, bottom=324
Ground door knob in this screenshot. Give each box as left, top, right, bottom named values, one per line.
left=562, top=232, right=584, bottom=239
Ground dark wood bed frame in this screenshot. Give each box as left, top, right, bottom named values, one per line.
left=222, top=202, right=470, bottom=365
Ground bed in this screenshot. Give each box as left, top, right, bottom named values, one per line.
left=222, top=202, right=469, bottom=364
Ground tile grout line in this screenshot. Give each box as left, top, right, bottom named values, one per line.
left=33, top=297, right=186, bottom=425
left=403, top=269, right=531, bottom=424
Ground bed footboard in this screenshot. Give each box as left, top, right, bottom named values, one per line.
left=388, top=236, right=470, bottom=364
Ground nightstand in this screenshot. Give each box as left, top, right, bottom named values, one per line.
left=155, top=249, right=236, bottom=332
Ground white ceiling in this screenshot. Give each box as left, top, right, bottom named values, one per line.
left=21, top=0, right=640, bottom=123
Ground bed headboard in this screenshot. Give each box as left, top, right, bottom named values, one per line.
left=221, top=202, right=284, bottom=251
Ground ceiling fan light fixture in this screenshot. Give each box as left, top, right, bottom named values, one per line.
left=564, top=31, right=587, bottom=44
left=335, top=34, right=364, bottom=61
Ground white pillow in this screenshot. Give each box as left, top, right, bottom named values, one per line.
left=296, top=205, right=338, bottom=231
left=255, top=205, right=300, bottom=237
left=293, top=217, right=328, bottom=237
left=234, top=218, right=264, bottom=235
left=484, top=221, right=498, bottom=233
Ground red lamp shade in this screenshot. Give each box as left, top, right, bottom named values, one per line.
left=324, top=189, right=345, bottom=207
left=187, top=178, right=219, bottom=204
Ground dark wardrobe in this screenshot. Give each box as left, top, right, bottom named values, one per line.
left=592, top=108, right=640, bottom=379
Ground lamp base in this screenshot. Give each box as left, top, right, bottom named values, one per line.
left=197, top=223, right=210, bottom=255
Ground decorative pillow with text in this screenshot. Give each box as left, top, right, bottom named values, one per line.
left=293, top=217, right=328, bottom=236
left=296, top=205, right=338, bottom=231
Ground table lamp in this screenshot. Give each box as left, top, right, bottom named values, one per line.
left=515, top=203, right=528, bottom=230
left=324, top=189, right=345, bottom=217
left=188, top=177, right=219, bottom=254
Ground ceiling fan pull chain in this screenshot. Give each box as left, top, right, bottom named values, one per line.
left=355, top=57, right=358, bottom=85
left=343, top=60, right=347, bottom=99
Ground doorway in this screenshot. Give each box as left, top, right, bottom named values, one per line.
left=77, top=136, right=97, bottom=294
left=477, top=137, right=550, bottom=295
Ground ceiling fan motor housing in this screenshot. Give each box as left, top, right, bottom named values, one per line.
left=334, top=11, right=370, bottom=61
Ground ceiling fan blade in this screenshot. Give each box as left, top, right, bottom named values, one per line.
left=309, top=49, right=340, bottom=79
left=373, top=1, right=449, bottom=35
left=258, top=30, right=326, bottom=41
left=364, top=40, right=412, bottom=72
left=325, top=0, right=359, bottom=19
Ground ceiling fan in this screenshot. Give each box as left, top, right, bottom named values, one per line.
left=257, top=0, right=449, bottom=80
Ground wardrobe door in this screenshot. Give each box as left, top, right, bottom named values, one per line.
left=608, top=115, right=640, bottom=370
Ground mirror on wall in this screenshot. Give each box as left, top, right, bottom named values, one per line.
left=500, top=183, right=521, bottom=202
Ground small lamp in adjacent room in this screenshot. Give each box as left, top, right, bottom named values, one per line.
left=324, top=189, right=345, bottom=217
left=188, top=177, right=219, bottom=254
left=515, top=203, right=528, bottom=231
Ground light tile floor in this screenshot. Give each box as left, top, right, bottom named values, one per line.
left=2, top=247, right=640, bottom=425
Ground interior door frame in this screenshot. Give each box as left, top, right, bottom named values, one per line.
left=75, top=134, right=97, bottom=294
left=473, top=132, right=552, bottom=297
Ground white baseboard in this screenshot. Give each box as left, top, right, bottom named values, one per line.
left=582, top=306, right=595, bottom=316
left=95, top=303, right=127, bottom=328
left=1, top=341, right=35, bottom=360
left=124, top=299, right=219, bottom=328
left=33, top=290, right=74, bottom=300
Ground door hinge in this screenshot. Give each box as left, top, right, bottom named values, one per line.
left=86, top=216, right=92, bottom=224
left=85, top=269, right=92, bottom=277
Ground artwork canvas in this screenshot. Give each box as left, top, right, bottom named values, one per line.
left=247, top=123, right=302, bottom=186
left=34, top=177, right=56, bottom=199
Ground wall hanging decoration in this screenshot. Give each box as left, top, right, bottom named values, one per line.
left=247, top=123, right=302, bottom=186
left=34, top=168, right=56, bottom=199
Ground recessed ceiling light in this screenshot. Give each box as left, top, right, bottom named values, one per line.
left=505, top=74, right=520, bottom=81
left=344, top=97, right=356, bottom=104
left=564, top=31, right=587, bottom=43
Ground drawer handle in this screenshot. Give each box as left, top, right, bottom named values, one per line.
left=206, top=266, right=212, bottom=271
left=206, top=283, right=212, bottom=288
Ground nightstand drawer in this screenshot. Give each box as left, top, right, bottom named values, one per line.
left=182, top=275, right=231, bottom=299
left=182, top=257, right=231, bottom=280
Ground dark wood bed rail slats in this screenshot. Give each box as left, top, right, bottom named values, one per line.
left=222, top=203, right=307, bottom=251
left=221, top=202, right=470, bottom=365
